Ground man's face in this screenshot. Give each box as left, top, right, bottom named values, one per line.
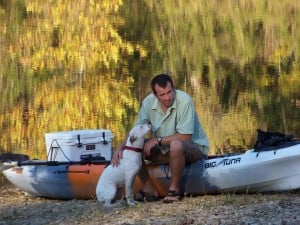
left=153, top=81, right=174, bottom=109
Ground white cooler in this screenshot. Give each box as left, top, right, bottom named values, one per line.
left=45, top=129, right=114, bottom=161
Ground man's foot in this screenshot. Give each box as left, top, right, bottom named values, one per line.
left=162, top=190, right=181, bottom=203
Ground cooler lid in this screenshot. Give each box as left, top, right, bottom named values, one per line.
left=45, top=129, right=114, bottom=140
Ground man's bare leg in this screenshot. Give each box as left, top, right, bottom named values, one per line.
left=168, top=140, right=185, bottom=192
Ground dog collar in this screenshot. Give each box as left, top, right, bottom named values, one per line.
left=124, top=146, right=144, bottom=153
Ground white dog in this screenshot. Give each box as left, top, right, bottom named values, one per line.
left=96, top=123, right=151, bottom=207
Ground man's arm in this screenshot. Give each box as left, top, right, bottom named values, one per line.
left=159, top=133, right=192, bottom=145
left=111, top=134, right=129, bottom=166
left=143, top=133, right=192, bottom=156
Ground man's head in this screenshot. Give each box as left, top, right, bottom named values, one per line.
left=151, top=74, right=174, bottom=94
left=151, top=74, right=175, bottom=109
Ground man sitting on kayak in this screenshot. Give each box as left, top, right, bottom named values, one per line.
left=111, top=73, right=209, bottom=203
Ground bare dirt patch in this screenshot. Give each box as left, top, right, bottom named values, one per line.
left=1, top=181, right=300, bottom=225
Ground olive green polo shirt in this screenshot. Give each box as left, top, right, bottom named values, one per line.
left=135, top=89, right=209, bottom=155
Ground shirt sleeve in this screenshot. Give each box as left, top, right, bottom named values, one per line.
left=134, top=100, right=150, bottom=126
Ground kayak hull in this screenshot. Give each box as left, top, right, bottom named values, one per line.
left=3, top=144, right=300, bottom=199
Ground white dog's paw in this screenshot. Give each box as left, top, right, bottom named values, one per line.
left=101, top=199, right=128, bottom=209
left=126, top=198, right=137, bottom=206
left=103, top=202, right=121, bottom=208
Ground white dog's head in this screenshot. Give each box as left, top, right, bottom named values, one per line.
left=126, top=123, right=151, bottom=149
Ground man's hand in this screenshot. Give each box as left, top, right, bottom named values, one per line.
left=111, top=149, right=123, bottom=167
left=143, top=138, right=157, bottom=156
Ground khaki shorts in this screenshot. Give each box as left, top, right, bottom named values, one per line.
left=145, top=142, right=207, bottom=165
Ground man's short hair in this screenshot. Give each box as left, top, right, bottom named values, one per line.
left=151, top=74, right=174, bottom=94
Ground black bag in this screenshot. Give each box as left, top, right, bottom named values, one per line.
left=253, top=129, right=297, bottom=152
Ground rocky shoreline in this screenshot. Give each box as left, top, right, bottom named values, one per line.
left=1, top=181, right=300, bottom=225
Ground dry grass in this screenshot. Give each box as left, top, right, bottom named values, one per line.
left=1, top=181, right=300, bottom=225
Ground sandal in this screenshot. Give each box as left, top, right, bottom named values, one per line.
left=162, top=190, right=181, bottom=203
left=134, top=191, right=159, bottom=202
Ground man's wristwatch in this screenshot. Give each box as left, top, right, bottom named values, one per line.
left=157, top=136, right=163, bottom=146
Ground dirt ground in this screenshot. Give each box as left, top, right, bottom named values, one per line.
left=1, top=178, right=300, bottom=225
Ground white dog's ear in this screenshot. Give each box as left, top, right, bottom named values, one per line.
left=129, top=135, right=137, bottom=144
